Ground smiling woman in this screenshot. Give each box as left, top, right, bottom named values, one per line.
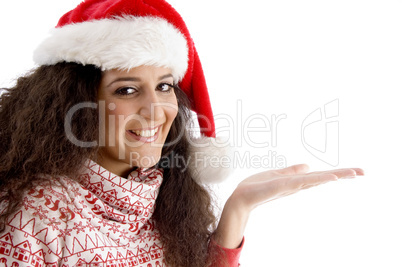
left=0, top=0, right=364, bottom=266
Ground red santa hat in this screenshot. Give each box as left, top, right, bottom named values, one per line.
left=34, top=0, right=232, bottom=184
left=33, top=0, right=215, bottom=138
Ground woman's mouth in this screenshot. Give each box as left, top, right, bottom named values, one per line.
left=131, top=127, right=158, bottom=137
left=127, top=126, right=160, bottom=143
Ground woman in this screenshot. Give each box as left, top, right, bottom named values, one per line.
left=0, top=0, right=363, bottom=266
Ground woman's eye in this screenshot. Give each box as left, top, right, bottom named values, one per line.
left=158, top=83, right=175, bottom=92
left=115, top=87, right=137, bottom=95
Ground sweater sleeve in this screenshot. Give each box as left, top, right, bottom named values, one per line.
left=208, top=237, right=244, bottom=267
left=0, top=201, right=66, bottom=265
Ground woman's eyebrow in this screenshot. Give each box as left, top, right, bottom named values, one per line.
left=159, top=74, right=173, bottom=81
left=106, top=73, right=173, bottom=88
left=106, top=77, right=140, bottom=88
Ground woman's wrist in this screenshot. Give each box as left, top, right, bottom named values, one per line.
left=214, top=194, right=251, bottom=249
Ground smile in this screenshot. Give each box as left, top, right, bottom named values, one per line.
left=127, top=126, right=161, bottom=143
left=131, top=127, right=158, bottom=137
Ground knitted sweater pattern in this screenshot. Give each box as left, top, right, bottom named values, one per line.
left=0, top=160, right=165, bottom=266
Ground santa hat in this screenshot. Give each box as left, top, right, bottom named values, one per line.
left=34, top=0, right=214, bottom=137
left=34, top=0, right=232, bottom=183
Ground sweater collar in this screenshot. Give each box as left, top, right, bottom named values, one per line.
left=78, top=160, right=163, bottom=223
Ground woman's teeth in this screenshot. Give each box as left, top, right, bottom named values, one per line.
left=132, top=128, right=158, bottom=137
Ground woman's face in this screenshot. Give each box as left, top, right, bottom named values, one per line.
left=97, top=65, right=178, bottom=176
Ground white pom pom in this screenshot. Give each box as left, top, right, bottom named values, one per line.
left=187, top=136, right=235, bottom=184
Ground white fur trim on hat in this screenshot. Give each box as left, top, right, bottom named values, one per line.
left=188, top=136, right=235, bottom=184
left=33, top=16, right=188, bottom=82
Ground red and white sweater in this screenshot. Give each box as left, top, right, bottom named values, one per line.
left=0, top=161, right=242, bottom=266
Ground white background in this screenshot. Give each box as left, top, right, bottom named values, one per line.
left=1, top=1, right=401, bottom=266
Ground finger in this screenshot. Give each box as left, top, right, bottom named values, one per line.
left=328, top=168, right=356, bottom=179
left=352, top=168, right=365, bottom=176
left=331, top=168, right=364, bottom=178
left=274, top=164, right=310, bottom=176
left=310, top=168, right=363, bottom=179
left=273, top=173, right=337, bottom=194
left=299, top=174, right=338, bottom=189
left=296, top=173, right=338, bottom=186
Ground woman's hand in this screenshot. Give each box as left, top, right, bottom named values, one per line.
left=213, top=164, right=364, bottom=249
left=232, top=164, right=364, bottom=212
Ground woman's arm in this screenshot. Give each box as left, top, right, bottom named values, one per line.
left=213, top=164, right=364, bottom=249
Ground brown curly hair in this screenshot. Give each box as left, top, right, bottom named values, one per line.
left=0, top=62, right=218, bottom=267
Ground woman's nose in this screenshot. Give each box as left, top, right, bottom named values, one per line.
left=138, top=90, right=164, bottom=121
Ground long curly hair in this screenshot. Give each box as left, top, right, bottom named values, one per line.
left=0, top=62, right=217, bottom=267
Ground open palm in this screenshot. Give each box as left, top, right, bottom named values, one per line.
left=233, top=164, right=364, bottom=211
